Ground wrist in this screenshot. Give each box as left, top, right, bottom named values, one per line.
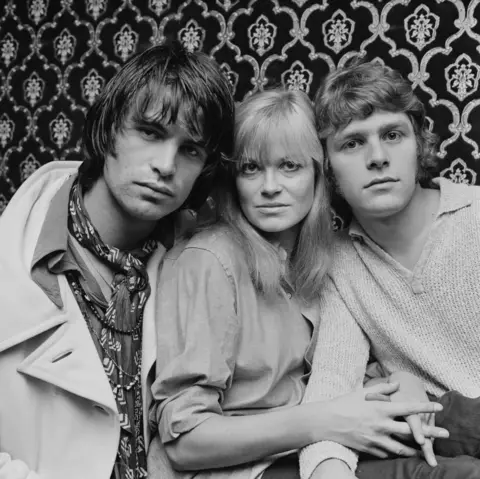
left=300, top=401, right=339, bottom=444
left=298, top=402, right=323, bottom=444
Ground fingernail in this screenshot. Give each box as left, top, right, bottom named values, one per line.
left=440, top=430, right=450, bottom=437
left=433, top=404, right=443, bottom=411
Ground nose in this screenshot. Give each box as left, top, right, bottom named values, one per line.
left=151, top=139, right=177, bottom=178
left=367, top=139, right=389, bottom=170
left=261, top=169, right=282, bottom=196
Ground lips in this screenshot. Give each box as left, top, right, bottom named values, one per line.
left=256, top=203, right=288, bottom=208
left=365, top=177, right=398, bottom=189
left=138, top=183, right=174, bottom=197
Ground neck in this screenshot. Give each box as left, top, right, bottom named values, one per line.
left=264, top=226, right=299, bottom=257
left=354, top=184, right=440, bottom=256
left=83, top=177, right=157, bottom=250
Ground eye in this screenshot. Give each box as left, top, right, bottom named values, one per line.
left=343, top=139, right=361, bottom=150
left=181, top=143, right=207, bottom=161
left=385, top=131, right=402, bottom=142
left=240, top=161, right=260, bottom=175
left=281, top=160, right=301, bottom=172
left=184, top=145, right=199, bottom=157
left=138, top=127, right=164, bottom=141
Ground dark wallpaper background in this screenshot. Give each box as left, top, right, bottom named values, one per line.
left=1, top=0, right=480, bottom=225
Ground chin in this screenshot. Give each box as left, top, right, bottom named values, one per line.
left=256, top=223, right=293, bottom=234
left=365, top=195, right=410, bottom=216
left=368, top=204, right=408, bottom=219
left=130, top=196, right=184, bottom=221
left=124, top=205, right=170, bottom=223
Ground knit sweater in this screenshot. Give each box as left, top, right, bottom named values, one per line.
left=299, top=178, right=480, bottom=479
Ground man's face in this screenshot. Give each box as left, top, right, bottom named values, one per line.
left=100, top=113, right=208, bottom=225
left=326, top=110, right=418, bottom=220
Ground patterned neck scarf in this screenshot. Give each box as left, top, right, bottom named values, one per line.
left=67, top=179, right=158, bottom=478
left=68, top=180, right=158, bottom=329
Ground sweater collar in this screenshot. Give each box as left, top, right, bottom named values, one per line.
left=348, top=177, right=473, bottom=240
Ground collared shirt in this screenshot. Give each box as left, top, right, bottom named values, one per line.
left=31, top=174, right=79, bottom=306
left=151, top=226, right=320, bottom=479
left=30, top=175, right=115, bottom=313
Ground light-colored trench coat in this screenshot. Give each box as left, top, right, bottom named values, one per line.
left=0, top=162, right=164, bottom=479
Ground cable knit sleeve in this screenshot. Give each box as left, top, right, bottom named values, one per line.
left=299, top=276, right=371, bottom=479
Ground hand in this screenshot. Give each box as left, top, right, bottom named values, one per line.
left=318, top=382, right=445, bottom=459
left=387, top=371, right=447, bottom=467
left=0, top=453, right=37, bottom=479
left=310, top=459, right=357, bottom=479
left=405, top=412, right=436, bottom=467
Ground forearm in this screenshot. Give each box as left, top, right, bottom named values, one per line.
left=166, top=404, right=318, bottom=470
left=300, top=280, right=371, bottom=478
left=167, top=387, right=392, bottom=473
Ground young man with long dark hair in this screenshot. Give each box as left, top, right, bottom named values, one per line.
left=0, top=41, right=234, bottom=479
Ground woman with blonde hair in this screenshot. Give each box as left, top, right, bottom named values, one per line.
left=149, top=88, right=444, bottom=479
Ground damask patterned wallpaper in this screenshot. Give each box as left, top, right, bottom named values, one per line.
left=1, top=0, right=480, bottom=218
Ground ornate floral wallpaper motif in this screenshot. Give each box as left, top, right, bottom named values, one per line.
left=1, top=0, right=479, bottom=219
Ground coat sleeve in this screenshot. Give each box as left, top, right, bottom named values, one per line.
left=150, top=246, right=239, bottom=444
left=299, top=276, right=371, bottom=478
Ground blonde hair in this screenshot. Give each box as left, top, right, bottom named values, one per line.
left=216, top=89, right=333, bottom=305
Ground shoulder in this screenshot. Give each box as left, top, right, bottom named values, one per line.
left=466, top=184, right=480, bottom=204
left=434, top=177, right=480, bottom=210
left=458, top=183, right=480, bottom=214
left=163, top=224, right=247, bottom=279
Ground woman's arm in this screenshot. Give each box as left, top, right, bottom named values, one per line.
left=166, top=381, right=445, bottom=471
left=152, top=249, right=445, bottom=473
left=165, top=400, right=316, bottom=470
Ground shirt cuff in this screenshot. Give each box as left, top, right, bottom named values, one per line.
left=299, top=441, right=358, bottom=479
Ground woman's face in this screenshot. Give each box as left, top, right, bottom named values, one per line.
left=235, top=135, right=316, bottom=246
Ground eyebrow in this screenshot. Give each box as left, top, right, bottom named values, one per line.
left=335, top=120, right=411, bottom=142
left=132, top=119, right=167, bottom=131
left=131, top=118, right=208, bottom=148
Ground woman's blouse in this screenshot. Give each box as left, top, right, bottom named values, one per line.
left=150, top=227, right=320, bottom=479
